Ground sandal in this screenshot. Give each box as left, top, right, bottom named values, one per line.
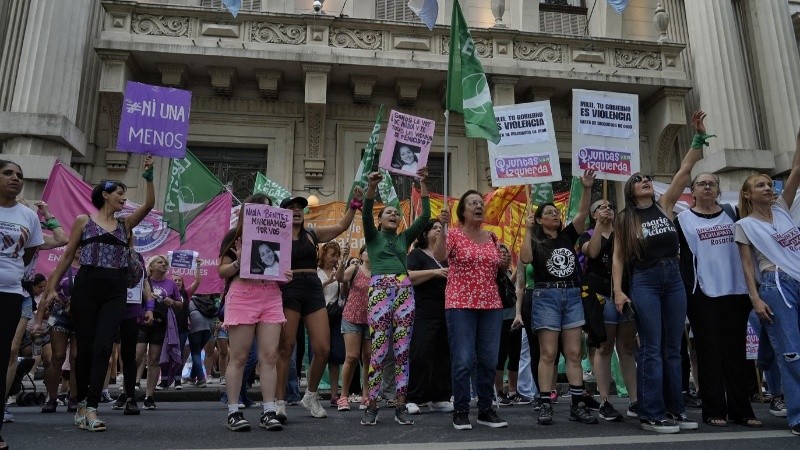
left=74, top=401, right=87, bottom=428
left=705, top=417, right=728, bottom=427
left=84, top=407, right=107, bottom=432
left=736, top=417, right=763, bottom=428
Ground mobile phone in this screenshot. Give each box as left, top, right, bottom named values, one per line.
left=622, top=302, right=635, bottom=321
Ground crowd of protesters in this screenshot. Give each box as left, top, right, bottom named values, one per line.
left=0, top=110, right=799, bottom=449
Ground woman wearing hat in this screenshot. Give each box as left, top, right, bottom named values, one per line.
left=274, top=191, right=362, bottom=423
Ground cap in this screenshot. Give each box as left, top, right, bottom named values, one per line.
left=280, top=196, right=309, bottom=209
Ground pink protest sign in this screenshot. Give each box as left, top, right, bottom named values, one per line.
left=379, top=110, right=435, bottom=177
left=240, top=203, right=292, bottom=282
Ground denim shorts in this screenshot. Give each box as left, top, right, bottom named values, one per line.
left=217, top=327, right=228, bottom=340
left=49, top=312, right=75, bottom=334
left=531, top=286, right=584, bottom=331
left=21, top=295, right=33, bottom=320
left=341, top=318, right=369, bottom=340
left=601, top=293, right=631, bottom=325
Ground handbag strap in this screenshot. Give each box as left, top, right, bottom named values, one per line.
left=341, top=265, right=360, bottom=307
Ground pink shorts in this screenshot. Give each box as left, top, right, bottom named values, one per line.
left=223, top=279, right=286, bottom=326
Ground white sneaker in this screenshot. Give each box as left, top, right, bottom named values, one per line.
left=430, top=401, right=454, bottom=413
left=219, top=376, right=226, bottom=386
left=300, top=392, right=328, bottom=418
left=275, top=400, right=287, bottom=424
left=406, top=403, right=421, bottom=415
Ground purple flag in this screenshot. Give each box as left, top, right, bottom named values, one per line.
left=116, top=81, right=192, bottom=159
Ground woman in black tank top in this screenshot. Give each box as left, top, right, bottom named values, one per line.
left=273, top=192, right=362, bottom=422
left=612, top=111, right=709, bottom=433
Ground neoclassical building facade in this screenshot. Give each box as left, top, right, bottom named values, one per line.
left=1, top=0, right=798, bottom=206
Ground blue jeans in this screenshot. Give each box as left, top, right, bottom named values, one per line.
left=188, top=330, right=212, bottom=381
left=446, top=308, right=502, bottom=412
left=629, top=258, right=686, bottom=421
left=759, top=271, right=800, bottom=427
left=749, top=311, right=782, bottom=396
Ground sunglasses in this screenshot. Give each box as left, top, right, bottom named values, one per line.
left=633, top=174, right=654, bottom=183
left=592, top=204, right=615, bottom=213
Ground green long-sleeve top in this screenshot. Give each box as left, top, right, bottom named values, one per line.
left=363, top=196, right=430, bottom=275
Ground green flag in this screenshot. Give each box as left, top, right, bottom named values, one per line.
left=253, top=172, right=291, bottom=206
left=347, top=104, right=385, bottom=210
left=377, top=169, right=400, bottom=209
left=531, top=182, right=554, bottom=205
left=446, top=0, right=501, bottom=144
left=163, top=149, right=225, bottom=242
left=565, top=176, right=584, bottom=223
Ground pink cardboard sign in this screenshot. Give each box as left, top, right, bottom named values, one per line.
left=239, top=203, right=292, bottom=282
left=379, top=110, right=435, bottom=177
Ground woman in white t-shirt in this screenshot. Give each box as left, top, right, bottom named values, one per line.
left=0, top=160, right=44, bottom=450
left=735, top=129, right=800, bottom=437
left=317, top=241, right=346, bottom=407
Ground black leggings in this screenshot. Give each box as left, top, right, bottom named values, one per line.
left=119, top=316, right=139, bottom=398
left=496, top=318, right=522, bottom=371
left=71, top=266, right=126, bottom=408
left=0, top=293, right=22, bottom=433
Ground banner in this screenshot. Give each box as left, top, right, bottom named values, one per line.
left=253, top=172, right=291, bottom=206
left=572, top=89, right=640, bottom=182
left=240, top=204, right=292, bottom=281
left=746, top=322, right=758, bottom=360
left=164, top=149, right=226, bottom=242
left=488, top=102, right=561, bottom=186
left=379, top=110, right=435, bottom=177
left=117, top=81, right=191, bottom=158
left=445, top=0, right=500, bottom=144
left=36, top=162, right=229, bottom=294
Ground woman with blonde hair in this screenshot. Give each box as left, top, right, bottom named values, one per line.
left=735, top=129, right=800, bottom=437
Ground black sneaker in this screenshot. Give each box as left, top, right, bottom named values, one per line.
left=174, top=379, right=182, bottom=390
left=666, top=412, right=698, bottom=430
left=361, top=406, right=378, bottom=426
left=157, top=380, right=170, bottom=391
left=598, top=401, right=623, bottom=422
left=124, top=398, right=141, bottom=416
left=538, top=402, right=553, bottom=425
left=570, top=403, right=599, bottom=424
left=112, top=393, right=127, bottom=410
left=770, top=396, right=787, bottom=417
left=227, top=411, right=251, bottom=431
left=791, top=423, right=800, bottom=436
left=640, top=419, right=679, bottom=434
left=394, top=405, right=414, bottom=425
left=496, top=393, right=513, bottom=407
left=477, top=408, right=508, bottom=428
left=143, top=396, right=157, bottom=410
left=683, top=391, right=702, bottom=409
left=511, top=393, right=532, bottom=405
left=627, top=401, right=639, bottom=418
left=452, top=410, right=472, bottom=430
left=580, top=394, right=601, bottom=411
left=532, top=397, right=543, bottom=411
left=99, top=391, right=114, bottom=403
left=260, top=410, right=283, bottom=431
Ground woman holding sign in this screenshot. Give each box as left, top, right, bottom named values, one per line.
left=218, top=193, right=291, bottom=432
left=274, top=191, right=362, bottom=423
left=360, top=167, right=430, bottom=426
left=735, top=129, right=800, bottom=437
left=612, top=111, right=710, bottom=434
left=40, top=154, right=156, bottom=432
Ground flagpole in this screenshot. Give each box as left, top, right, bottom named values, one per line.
left=443, top=110, right=450, bottom=224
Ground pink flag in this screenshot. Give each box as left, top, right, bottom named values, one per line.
left=37, top=162, right=229, bottom=294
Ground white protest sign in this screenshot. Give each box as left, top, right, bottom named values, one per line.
left=168, top=250, right=198, bottom=270
left=572, top=90, right=640, bottom=182
left=488, top=101, right=561, bottom=186
left=127, top=277, right=144, bottom=304
left=240, top=203, right=292, bottom=282
left=379, top=110, right=435, bottom=177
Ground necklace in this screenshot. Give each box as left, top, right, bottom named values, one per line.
left=421, top=248, right=444, bottom=268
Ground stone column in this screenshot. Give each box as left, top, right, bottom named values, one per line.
left=0, top=0, right=94, bottom=191
left=302, top=63, right=330, bottom=180
left=683, top=0, right=773, bottom=190
left=490, top=76, right=518, bottom=107
left=744, top=0, right=800, bottom=174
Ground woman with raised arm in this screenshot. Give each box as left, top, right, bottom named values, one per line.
left=612, top=112, right=710, bottom=434
left=273, top=188, right=362, bottom=423
left=0, top=160, right=45, bottom=449
left=735, top=128, right=800, bottom=437
left=359, top=168, right=430, bottom=426
left=39, top=155, right=156, bottom=432
left=518, top=171, right=597, bottom=427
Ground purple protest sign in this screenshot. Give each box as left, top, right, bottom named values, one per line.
left=116, top=81, right=191, bottom=158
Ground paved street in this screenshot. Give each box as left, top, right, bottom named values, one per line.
left=2, top=397, right=796, bottom=449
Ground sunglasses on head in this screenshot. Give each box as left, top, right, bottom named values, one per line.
left=633, top=174, right=654, bottom=183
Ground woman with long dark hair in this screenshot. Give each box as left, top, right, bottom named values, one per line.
left=40, top=155, right=156, bottom=432
left=0, top=160, right=44, bottom=448
left=218, top=193, right=290, bottom=432
left=405, top=219, right=452, bottom=415
left=612, top=111, right=709, bottom=434
left=735, top=129, right=800, bottom=437
left=519, top=171, right=596, bottom=426
left=336, top=249, right=372, bottom=412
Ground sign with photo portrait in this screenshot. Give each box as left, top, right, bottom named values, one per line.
left=379, top=110, right=435, bottom=177
left=240, top=203, right=292, bottom=282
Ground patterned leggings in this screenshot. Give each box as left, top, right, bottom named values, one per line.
left=367, top=274, right=415, bottom=401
